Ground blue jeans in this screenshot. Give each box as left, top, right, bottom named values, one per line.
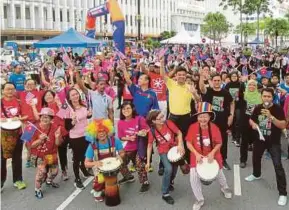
left=159, top=154, right=178, bottom=195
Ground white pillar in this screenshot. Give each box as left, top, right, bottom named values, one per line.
left=39, top=3, right=44, bottom=29
left=82, top=0, right=88, bottom=32
left=69, top=0, right=75, bottom=29
left=0, top=1, right=4, bottom=29
left=76, top=0, right=81, bottom=31
left=55, top=0, right=61, bottom=30
left=30, top=4, right=35, bottom=29
left=62, top=0, right=68, bottom=30
left=47, top=2, right=53, bottom=29
left=21, top=2, right=26, bottom=28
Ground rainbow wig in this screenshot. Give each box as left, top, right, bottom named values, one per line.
left=85, top=119, right=114, bottom=143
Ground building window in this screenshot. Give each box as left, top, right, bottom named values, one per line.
left=125, top=0, right=127, bottom=4
left=16, top=6, right=21, bottom=19
left=60, top=10, right=63, bottom=22
left=4, top=5, right=7, bottom=19
left=44, top=8, right=47, bottom=20
left=152, top=18, right=154, bottom=28
left=53, top=9, right=55, bottom=22
left=67, top=11, right=70, bottom=22
left=130, top=15, right=133, bottom=26
left=148, top=17, right=150, bottom=27
left=25, top=7, right=30, bottom=19
left=125, top=15, right=128, bottom=25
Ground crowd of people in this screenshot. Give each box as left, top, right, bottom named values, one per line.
left=1, top=45, right=289, bottom=209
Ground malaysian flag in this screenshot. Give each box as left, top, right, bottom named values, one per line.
left=25, top=92, right=35, bottom=104
left=21, top=122, right=37, bottom=142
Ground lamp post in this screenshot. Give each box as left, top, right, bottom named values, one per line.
left=137, top=0, right=141, bottom=42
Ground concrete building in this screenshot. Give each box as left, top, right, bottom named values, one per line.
left=0, top=0, right=205, bottom=43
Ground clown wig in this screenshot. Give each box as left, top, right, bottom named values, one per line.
left=85, top=119, right=114, bottom=143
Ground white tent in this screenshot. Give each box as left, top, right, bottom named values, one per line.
left=160, top=27, right=200, bottom=45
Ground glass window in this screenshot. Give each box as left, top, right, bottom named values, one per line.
left=16, top=6, right=21, bottom=19
left=44, top=8, right=47, bottom=21
left=67, top=11, right=70, bottom=22
left=125, top=15, right=128, bottom=25
left=53, top=9, right=55, bottom=22
left=130, top=15, right=133, bottom=26
left=25, top=7, right=30, bottom=19
left=60, top=10, right=63, bottom=22
left=148, top=17, right=150, bottom=27
left=4, top=5, right=7, bottom=19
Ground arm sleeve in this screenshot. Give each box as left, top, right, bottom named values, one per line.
left=152, top=93, right=160, bottom=110
left=275, top=105, right=286, bottom=121
left=117, top=121, right=125, bottom=139
left=128, top=83, right=137, bottom=97
left=85, top=144, right=94, bottom=160
left=212, top=124, right=222, bottom=144
left=115, top=138, right=124, bottom=151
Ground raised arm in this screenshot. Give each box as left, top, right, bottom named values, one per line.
left=74, top=66, right=88, bottom=95
left=119, top=60, right=132, bottom=86
left=199, top=68, right=207, bottom=94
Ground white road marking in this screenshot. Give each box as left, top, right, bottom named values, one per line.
left=234, top=164, right=242, bottom=196
left=56, top=176, right=94, bottom=210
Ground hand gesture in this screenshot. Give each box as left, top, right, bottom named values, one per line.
left=39, top=133, right=48, bottom=141
left=207, top=152, right=214, bottom=163
left=55, top=95, right=62, bottom=107
left=177, top=145, right=185, bottom=156
left=196, top=153, right=203, bottom=164
left=261, top=109, right=272, bottom=118
left=145, top=163, right=150, bottom=172
left=95, top=161, right=103, bottom=168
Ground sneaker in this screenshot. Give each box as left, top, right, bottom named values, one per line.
left=25, top=160, right=32, bottom=168
left=95, top=196, right=104, bottom=202
left=35, top=189, right=43, bottom=199
left=46, top=181, right=60, bottom=188
left=223, top=161, right=231, bottom=170
left=139, top=182, right=150, bottom=193
left=162, top=194, right=174, bottom=205
left=158, top=168, right=164, bottom=176
left=129, top=165, right=136, bottom=173
left=62, top=171, right=69, bottom=181
left=240, top=162, right=246, bottom=168
left=149, top=166, right=154, bottom=172
left=118, top=175, right=135, bottom=185
left=193, top=200, right=204, bottom=210
left=221, top=188, right=232, bottom=199
left=245, top=174, right=261, bottom=182
left=13, top=181, right=26, bottom=190
left=278, top=195, right=287, bottom=206
left=74, top=179, right=85, bottom=189
left=234, top=141, right=240, bottom=147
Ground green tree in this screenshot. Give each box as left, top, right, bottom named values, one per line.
left=265, top=18, right=289, bottom=47
left=201, top=12, right=231, bottom=44
left=160, top=31, right=176, bottom=40
left=235, top=22, right=256, bottom=35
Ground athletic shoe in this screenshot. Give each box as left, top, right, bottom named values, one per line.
left=118, top=175, right=135, bottom=185
left=162, top=194, right=174, bottom=205
left=223, top=161, right=231, bottom=170
left=193, top=200, right=204, bottom=210
left=46, top=181, right=60, bottom=188
left=278, top=195, right=287, bottom=206
left=25, top=160, right=32, bottom=168
left=62, top=171, right=69, bottom=181
left=74, top=179, right=85, bottom=189
left=158, top=168, right=164, bottom=176
left=221, top=188, right=233, bottom=199
left=245, top=174, right=261, bottom=182
left=13, top=181, right=26, bottom=190
left=139, top=182, right=150, bottom=193
left=95, top=196, right=104, bottom=202
left=240, top=162, right=246, bottom=168
left=35, top=189, right=43, bottom=199
left=129, top=165, right=136, bottom=173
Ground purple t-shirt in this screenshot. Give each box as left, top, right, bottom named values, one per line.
left=117, top=116, right=148, bottom=151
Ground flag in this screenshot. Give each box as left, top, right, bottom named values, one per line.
left=56, top=102, right=70, bottom=119
left=157, top=47, right=168, bottom=59
left=115, top=48, right=126, bottom=60
left=25, top=92, right=35, bottom=104
left=21, top=123, right=37, bottom=142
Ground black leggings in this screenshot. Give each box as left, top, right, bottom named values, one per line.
left=69, top=136, right=89, bottom=180
left=58, top=135, right=69, bottom=172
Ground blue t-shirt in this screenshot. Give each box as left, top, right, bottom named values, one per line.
left=280, top=83, right=289, bottom=93
left=128, top=84, right=159, bottom=117
left=9, top=73, right=26, bottom=91
left=85, top=137, right=123, bottom=160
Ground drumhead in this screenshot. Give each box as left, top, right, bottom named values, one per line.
left=99, top=157, right=122, bottom=172
left=1, top=119, right=22, bottom=130
left=167, top=146, right=183, bottom=162
left=196, top=158, right=219, bottom=181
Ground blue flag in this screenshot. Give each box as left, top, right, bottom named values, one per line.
left=21, top=123, right=37, bottom=142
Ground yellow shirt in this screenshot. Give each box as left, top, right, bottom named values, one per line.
left=166, top=77, right=194, bottom=115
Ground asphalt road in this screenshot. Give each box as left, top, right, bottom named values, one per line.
left=2, top=100, right=289, bottom=210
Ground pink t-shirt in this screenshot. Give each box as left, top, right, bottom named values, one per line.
left=117, top=116, right=148, bottom=151
left=69, top=107, right=88, bottom=139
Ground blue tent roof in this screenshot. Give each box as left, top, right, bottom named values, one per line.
left=248, top=38, right=264, bottom=45
left=34, top=28, right=102, bottom=48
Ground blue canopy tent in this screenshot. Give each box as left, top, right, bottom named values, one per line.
left=248, top=38, right=264, bottom=45
left=33, top=28, right=103, bottom=48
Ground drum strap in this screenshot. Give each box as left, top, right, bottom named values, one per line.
left=92, top=137, right=116, bottom=161
left=198, top=122, right=214, bottom=152
left=151, top=121, right=177, bottom=147
left=1, top=99, right=9, bottom=118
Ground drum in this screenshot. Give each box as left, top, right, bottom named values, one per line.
left=167, top=146, right=184, bottom=163
left=1, top=119, right=22, bottom=130
left=196, top=158, right=219, bottom=185
left=98, top=157, right=122, bottom=207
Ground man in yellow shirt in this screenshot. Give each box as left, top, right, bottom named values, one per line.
left=160, top=59, right=200, bottom=164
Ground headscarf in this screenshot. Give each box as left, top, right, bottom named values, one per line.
left=244, top=79, right=262, bottom=105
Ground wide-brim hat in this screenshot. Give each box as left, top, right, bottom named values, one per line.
left=193, top=102, right=215, bottom=121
